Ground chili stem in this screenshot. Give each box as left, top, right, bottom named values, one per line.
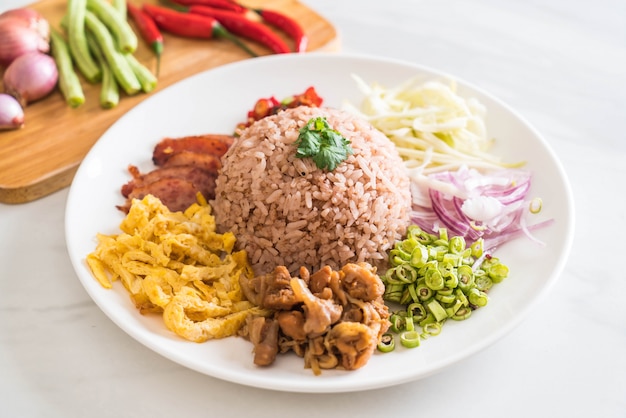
left=143, top=4, right=257, bottom=57
left=191, top=5, right=290, bottom=54
left=254, top=8, right=308, bottom=53
left=127, top=2, right=164, bottom=77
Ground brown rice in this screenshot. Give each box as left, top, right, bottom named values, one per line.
left=212, top=106, right=412, bottom=276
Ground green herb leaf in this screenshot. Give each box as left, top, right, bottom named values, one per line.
left=295, top=117, right=353, bottom=171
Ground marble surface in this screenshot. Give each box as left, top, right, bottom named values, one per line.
left=1, top=0, right=625, bottom=416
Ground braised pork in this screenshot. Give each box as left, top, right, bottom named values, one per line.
left=239, top=262, right=390, bottom=375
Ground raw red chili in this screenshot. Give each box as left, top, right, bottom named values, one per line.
left=183, top=5, right=291, bottom=54
left=142, top=4, right=257, bottom=56
left=254, top=8, right=307, bottom=53
left=168, top=0, right=246, bottom=14
left=127, top=3, right=164, bottom=76
left=235, top=86, right=324, bottom=135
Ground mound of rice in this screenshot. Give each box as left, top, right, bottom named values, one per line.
left=212, top=106, right=412, bottom=276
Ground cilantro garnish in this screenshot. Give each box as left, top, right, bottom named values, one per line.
left=295, top=117, right=354, bottom=171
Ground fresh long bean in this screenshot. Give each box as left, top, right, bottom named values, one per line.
left=50, top=29, right=85, bottom=108
left=66, top=0, right=101, bottom=82
left=86, top=33, right=119, bottom=109
left=87, top=0, right=137, bottom=53
left=111, top=0, right=126, bottom=20
left=85, top=10, right=140, bottom=95
left=125, top=54, right=157, bottom=93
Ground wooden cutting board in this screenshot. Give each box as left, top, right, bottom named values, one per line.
left=0, top=0, right=339, bottom=204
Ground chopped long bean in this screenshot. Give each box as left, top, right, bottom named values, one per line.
left=378, top=225, right=510, bottom=352
left=400, top=331, right=421, bottom=348
left=66, top=0, right=101, bottom=82
left=50, top=29, right=85, bottom=108
left=377, top=333, right=395, bottom=352
left=85, top=10, right=140, bottom=95
left=87, top=0, right=137, bottom=53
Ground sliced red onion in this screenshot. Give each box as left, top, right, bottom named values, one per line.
left=410, top=166, right=551, bottom=247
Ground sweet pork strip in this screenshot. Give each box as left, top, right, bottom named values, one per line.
left=161, top=150, right=222, bottom=173
left=117, top=177, right=202, bottom=213
left=152, top=134, right=235, bottom=166
left=120, top=165, right=217, bottom=198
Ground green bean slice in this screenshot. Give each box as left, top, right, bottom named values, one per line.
left=424, top=267, right=444, bottom=290
left=487, top=262, right=509, bottom=283
left=382, top=283, right=403, bottom=303
left=448, top=235, right=466, bottom=254
left=426, top=299, right=448, bottom=322
left=451, top=306, right=472, bottom=321
left=400, top=330, right=421, bottom=348
left=377, top=333, right=395, bottom=352
left=410, top=244, right=429, bottom=268
left=415, top=280, right=433, bottom=301
left=474, top=273, right=493, bottom=291
left=389, top=314, right=405, bottom=333
left=407, top=302, right=427, bottom=321
left=422, top=322, right=442, bottom=336
left=468, top=288, right=489, bottom=307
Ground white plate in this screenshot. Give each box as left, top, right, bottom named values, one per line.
left=65, top=53, right=574, bottom=393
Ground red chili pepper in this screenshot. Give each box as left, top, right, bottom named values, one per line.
left=184, top=5, right=291, bottom=54
left=142, top=4, right=257, bottom=57
left=237, top=86, right=323, bottom=132
left=253, top=8, right=307, bottom=53
left=298, top=86, right=323, bottom=107
left=127, top=3, right=164, bottom=76
left=168, top=0, right=246, bottom=14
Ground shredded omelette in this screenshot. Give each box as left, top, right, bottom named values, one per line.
left=86, top=194, right=265, bottom=342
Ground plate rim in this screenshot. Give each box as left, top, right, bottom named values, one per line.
left=64, top=51, right=575, bottom=393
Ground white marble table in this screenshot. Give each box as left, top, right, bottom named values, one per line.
left=1, top=0, right=625, bottom=416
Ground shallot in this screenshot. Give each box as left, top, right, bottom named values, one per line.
left=0, top=21, right=50, bottom=67
left=0, top=93, right=25, bottom=130
left=0, top=8, right=50, bottom=41
left=0, top=8, right=50, bottom=67
left=3, top=52, right=58, bottom=106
